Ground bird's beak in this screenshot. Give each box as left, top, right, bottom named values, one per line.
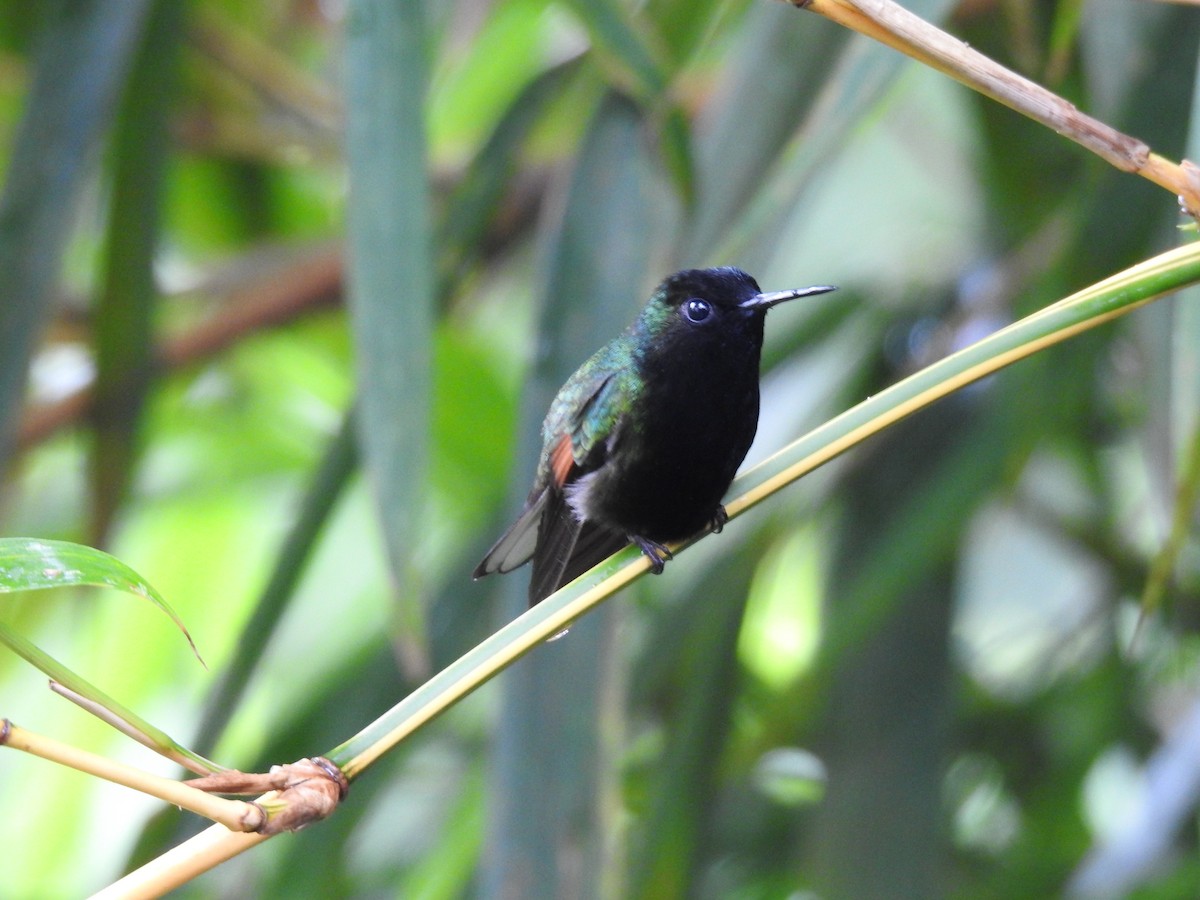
left=741, top=284, right=837, bottom=310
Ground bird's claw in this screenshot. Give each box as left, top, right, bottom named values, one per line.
left=633, top=536, right=674, bottom=574
left=710, top=506, right=728, bottom=534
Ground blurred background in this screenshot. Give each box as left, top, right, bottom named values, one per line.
left=1, top=0, right=1198, bottom=896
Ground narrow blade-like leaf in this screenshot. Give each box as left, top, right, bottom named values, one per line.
left=344, top=0, right=435, bottom=660
left=0, top=1, right=152, bottom=476
left=0, top=537, right=199, bottom=661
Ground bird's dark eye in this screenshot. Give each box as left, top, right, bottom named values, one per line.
left=683, top=298, right=712, bottom=323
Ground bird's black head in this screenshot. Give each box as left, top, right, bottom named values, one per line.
left=660, top=267, right=765, bottom=312
left=635, top=267, right=836, bottom=347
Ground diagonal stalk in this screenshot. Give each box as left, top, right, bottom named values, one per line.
left=98, top=240, right=1200, bottom=897
left=1, top=721, right=258, bottom=832
left=786, top=0, right=1200, bottom=216
left=335, top=239, right=1200, bottom=776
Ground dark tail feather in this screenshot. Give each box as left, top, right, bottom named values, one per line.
left=528, top=489, right=583, bottom=606
left=528, top=492, right=629, bottom=606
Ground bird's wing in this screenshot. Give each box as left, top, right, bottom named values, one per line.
left=472, top=368, right=623, bottom=580
left=564, top=369, right=629, bottom=472
left=471, top=488, right=548, bottom=578
left=526, top=370, right=635, bottom=604
left=475, top=360, right=634, bottom=600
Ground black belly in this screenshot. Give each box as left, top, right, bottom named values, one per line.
left=587, top=380, right=760, bottom=541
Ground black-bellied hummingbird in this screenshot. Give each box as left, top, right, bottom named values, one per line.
left=473, top=267, right=836, bottom=606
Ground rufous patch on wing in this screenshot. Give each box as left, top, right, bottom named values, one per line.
left=549, top=433, right=575, bottom=487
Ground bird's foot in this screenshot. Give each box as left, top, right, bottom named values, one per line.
left=632, top=536, right=674, bottom=574
left=709, top=506, right=729, bottom=534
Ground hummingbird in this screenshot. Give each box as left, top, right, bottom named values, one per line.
left=473, top=267, right=836, bottom=606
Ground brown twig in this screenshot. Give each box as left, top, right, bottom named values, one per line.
left=17, top=243, right=343, bottom=452
left=788, top=0, right=1200, bottom=218
left=1, top=719, right=263, bottom=833
left=3, top=716, right=347, bottom=841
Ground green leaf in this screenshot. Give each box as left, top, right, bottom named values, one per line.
left=680, top=3, right=847, bottom=260
left=343, top=0, right=435, bottom=648
left=0, top=537, right=217, bottom=774
left=89, top=0, right=186, bottom=542
left=0, top=0, right=152, bottom=477
left=0, top=537, right=200, bottom=662
left=561, top=0, right=669, bottom=97
left=658, top=103, right=695, bottom=209
left=557, top=1, right=695, bottom=204
left=436, top=59, right=580, bottom=298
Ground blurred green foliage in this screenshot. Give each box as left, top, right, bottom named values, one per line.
left=0, top=0, right=1198, bottom=897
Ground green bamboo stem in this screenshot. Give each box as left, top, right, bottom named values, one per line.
left=98, top=239, right=1200, bottom=896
